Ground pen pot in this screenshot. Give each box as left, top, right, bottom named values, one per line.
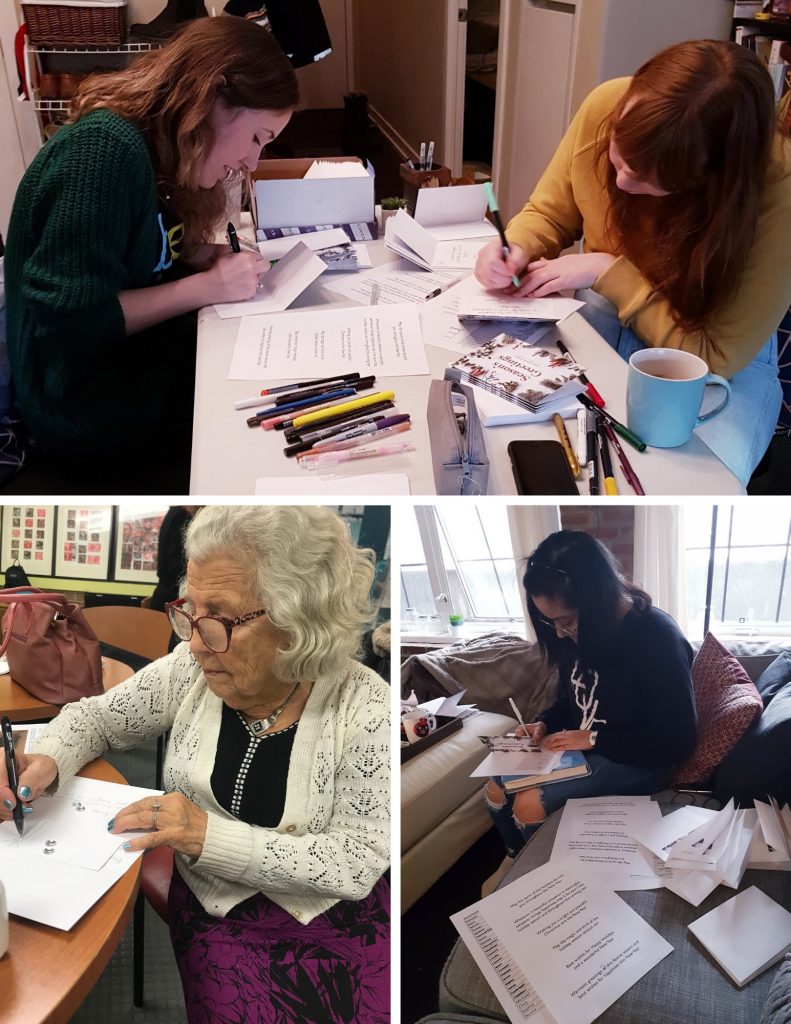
left=399, top=161, right=452, bottom=217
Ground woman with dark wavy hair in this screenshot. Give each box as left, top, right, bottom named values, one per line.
left=483, top=530, right=697, bottom=896
left=476, top=40, right=791, bottom=485
left=5, top=17, right=297, bottom=489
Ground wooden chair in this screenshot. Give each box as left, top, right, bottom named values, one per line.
left=80, top=605, right=174, bottom=1008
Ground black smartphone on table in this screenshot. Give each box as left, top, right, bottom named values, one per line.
left=507, top=440, right=579, bottom=495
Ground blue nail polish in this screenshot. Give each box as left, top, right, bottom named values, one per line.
left=122, top=841, right=133, bottom=851
left=106, top=818, right=115, bottom=831
left=2, top=799, right=12, bottom=810
left=23, top=806, right=33, bottom=814
left=18, top=786, right=32, bottom=799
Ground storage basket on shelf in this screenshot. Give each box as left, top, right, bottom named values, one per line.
left=22, top=0, right=127, bottom=47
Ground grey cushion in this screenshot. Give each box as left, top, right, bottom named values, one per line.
left=755, top=651, right=791, bottom=707
left=440, top=793, right=790, bottom=1024
left=715, top=680, right=791, bottom=806
left=760, top=955, right=791, bottom=1024
left=416, top=1016, right=501, bottom=1024
left=401, top=633, right=558, bottom=719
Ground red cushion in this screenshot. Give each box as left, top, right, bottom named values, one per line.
left=141, top=845, right=175, bottom=923
left=672, top=633, right=763, bottom=786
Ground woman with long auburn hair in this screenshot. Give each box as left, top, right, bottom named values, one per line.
left=5, top=16, right=298, bottom=490
left=475, top=40, right=791, bottom=485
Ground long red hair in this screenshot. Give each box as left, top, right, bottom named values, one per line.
left=599, top=40, right=780, bottom=332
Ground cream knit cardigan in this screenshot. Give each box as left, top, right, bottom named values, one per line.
left=33, top=643, right=391, bottom=924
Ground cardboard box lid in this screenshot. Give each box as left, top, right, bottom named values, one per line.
left=249, top=157, right=375, bottom=230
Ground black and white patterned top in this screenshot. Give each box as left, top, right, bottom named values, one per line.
left=210, top=704, right=297, bottom=826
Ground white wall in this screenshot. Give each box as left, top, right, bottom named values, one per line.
left=493, top=0, right=734, bottom=221
left=351, top=0, right=451, bottom=165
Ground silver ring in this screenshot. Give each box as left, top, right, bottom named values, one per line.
left=151, top=799, right=161, bottom=829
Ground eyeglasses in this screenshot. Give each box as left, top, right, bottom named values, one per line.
left=165, top=598, right=268, bottom=654
left=537, top=615, right=578, bottom=639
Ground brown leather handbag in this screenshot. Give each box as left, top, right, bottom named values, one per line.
left=0, top=588, right=103, bottom=705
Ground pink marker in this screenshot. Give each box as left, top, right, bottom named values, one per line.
left=299, top=443, right=416, bottom=471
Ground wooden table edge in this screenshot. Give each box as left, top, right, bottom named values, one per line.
left=2, top=757, right=144, bottom=1024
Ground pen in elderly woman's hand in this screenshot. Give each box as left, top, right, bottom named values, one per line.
left=2, top=717, right=24, bottom=836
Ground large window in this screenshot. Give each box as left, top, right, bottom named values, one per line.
left=401, top=506, right=524, bottom=637
left=684, top=504, right=791, bottom=639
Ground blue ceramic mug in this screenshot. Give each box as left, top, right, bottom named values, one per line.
left=626, top=348, right=731, bottom=448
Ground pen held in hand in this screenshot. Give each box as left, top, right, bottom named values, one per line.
left=2, top=715, right=24, bottom=836
left=483, top=182, right=521, bottom=289
left=508, top=698, right=527, bottom=732
left=226, top=221, right=241, bottom=254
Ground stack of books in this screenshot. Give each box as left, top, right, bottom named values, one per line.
left=446, top=332, right=585, bottom=413
left=502, top=749, right=590, bottom=792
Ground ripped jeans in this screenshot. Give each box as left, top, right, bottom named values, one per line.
left=486, top=754, right=674, bottom=858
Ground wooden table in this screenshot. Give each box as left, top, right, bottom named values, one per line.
left=0, top=757, right=143, bottom=1024
left=0, top=658, right=134, bottom=722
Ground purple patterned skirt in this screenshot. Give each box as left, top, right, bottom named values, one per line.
left=168, top=866, right=390, bottom=1024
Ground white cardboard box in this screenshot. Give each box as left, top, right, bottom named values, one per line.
left=248, top=157, right=375, bottom=230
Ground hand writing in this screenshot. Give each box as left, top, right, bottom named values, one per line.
left=474, top=238, right=527, bottom=291
left=205, top=251, right=270, bottom=303
left=514, top=253, right=616, bottom=298
left=0, top=752, right=58, bottom=820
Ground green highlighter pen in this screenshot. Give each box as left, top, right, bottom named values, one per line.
left=577, top=393, right=647, bottom=453
left=483, top=182, right=521, bottom=288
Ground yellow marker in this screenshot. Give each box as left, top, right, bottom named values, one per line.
left=598, top=420, right=619, bottom=496
left=292, top=390, right=396, bottom=428
left=553, top=413, right=580, bottom=478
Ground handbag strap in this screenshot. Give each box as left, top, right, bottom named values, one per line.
left=0, top=590, right=74, bottom=657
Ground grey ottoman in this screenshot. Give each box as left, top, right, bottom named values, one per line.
left=440, top=794, right=791, bottom=1024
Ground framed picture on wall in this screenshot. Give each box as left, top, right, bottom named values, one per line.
left=113, top=506, right=168, bottom=584
left=54, top=506, right=113, bottom=580
left=0, top=505, right=56, bottom=577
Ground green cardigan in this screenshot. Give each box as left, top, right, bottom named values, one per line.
left=5, top=109, right=190, bottom=456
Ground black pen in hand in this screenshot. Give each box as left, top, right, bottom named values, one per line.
left=226, top=221, right=241, bottom=254
left=2, top=715, right=24, bottom=836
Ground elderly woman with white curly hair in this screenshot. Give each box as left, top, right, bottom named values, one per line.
left=0, top=505, right=390, bottom=1024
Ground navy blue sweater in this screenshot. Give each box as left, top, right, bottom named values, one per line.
left=538, top=606, right=697, bottom=768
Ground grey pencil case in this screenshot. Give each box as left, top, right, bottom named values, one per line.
left=427, top=376, right=490, bottom=495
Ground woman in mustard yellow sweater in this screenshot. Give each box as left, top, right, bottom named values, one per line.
left=475, top=40, right=791, bottom=485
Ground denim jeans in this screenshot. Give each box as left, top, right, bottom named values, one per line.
left=576, top=289, right=781, bottom=486
left=486, top=754, right=673, bottom=858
